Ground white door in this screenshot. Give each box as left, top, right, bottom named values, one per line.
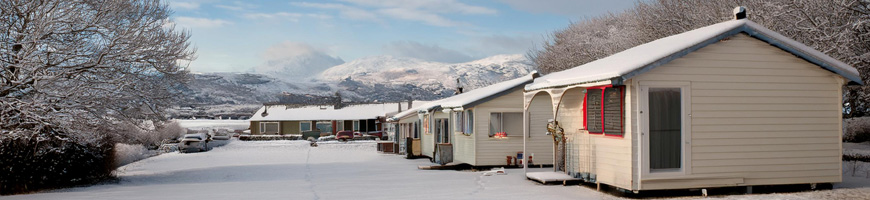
left=640, top=83, right=691, bottom=177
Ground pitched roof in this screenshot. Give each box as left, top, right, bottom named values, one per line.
left=525, top=19, right=863, bottom=91
left=250, top=103, right=410, bottom=121
left=388, top=72, right=537, bottom=121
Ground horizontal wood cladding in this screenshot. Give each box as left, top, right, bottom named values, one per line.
left=635, top=33, right=841, bottom=190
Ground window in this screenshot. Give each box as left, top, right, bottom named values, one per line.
left=584, top=86, right=624, bottom=137
left=454, top=111, right=464, bottom=133
left=423, top=114, right=431, bottom=134
left=603, top=87, right=624, bottom=136
left=300, top=121, right=312, bottom=132
left=585, top=89, right=603, bottom=133
left=315, top=121, right=332, bottom=133
left=489, top=112, right=521, bottom=138
left=353, top=121, right=359, bottom=131
left=464, top=110, right=473, bottom=134
left=260, top=122, right=279, bottom=134
left=435, top=119, right=448, bottom=143
left=490, top=113, right=503, bottom=137
left=336, top=121, right=344, bottom=131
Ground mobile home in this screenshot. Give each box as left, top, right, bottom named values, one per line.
left=416, top=73, right=554, bottom=166
left=522, top=9, right=861, bottom=192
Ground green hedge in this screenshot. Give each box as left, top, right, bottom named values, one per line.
left=0, top=135, right=114, bottom=195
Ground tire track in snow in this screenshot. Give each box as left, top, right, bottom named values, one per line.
left=305, top=147, right=320, bottom=200
left=469, top=174, right=486, bottom=195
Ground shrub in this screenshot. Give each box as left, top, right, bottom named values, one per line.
left=0, top=134, right=114, bottom=195
left=113, top=143, right=152, bottom=168
left=845, top=117, right=870, bottom=143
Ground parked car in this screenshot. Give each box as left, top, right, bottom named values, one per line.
left=364, top=131, right=384, bottom=139
left=179, top=133, right=208, bottom=153
left=336, top=131, right=354, bottom=141
left=211, top=129, right=231, bottom=140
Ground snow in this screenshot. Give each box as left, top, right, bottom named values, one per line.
left=7, top=140, right=870, bottom=199
left=318, top=54, right=533, bottom=91
left=176, top=119, right=250, bottom=130
left=249, top=103, right=415, bottom=121
left=437, top=72, right=535, bottom=109
left=526, top=170, right=581, bottom=183
left=6, top=141, right=605, bottom=200
left=387, top=73, right=534, bottom=120
left=388, top=100, right=443, bottom=121
left=525, top=19, right=863, bottom=91
left=844, top=142, right=870, bottom=156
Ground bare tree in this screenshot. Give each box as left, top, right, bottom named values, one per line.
left=0, top=0, right=194, bottom=143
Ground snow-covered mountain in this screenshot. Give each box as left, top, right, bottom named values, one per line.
left=319, top=54, right=534, bottom=90
left=173, top=54, right=534, bottom=118
left=252, top=51, right=345, bottom=80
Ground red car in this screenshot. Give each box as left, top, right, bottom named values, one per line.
left=336, top=131, right=354, bottom=141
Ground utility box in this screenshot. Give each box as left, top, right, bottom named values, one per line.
left=406, top=138, right=422, bottom=158
left=435, top=143, right=453, bottom=165
left=378, top=142, right=395, bottom=153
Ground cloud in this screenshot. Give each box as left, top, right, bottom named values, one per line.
left=171, top=1, right=200, bottom=10
left=292, top=2, right=380, bottom=22
left=342, top=0, right=497, bottom=15
left=215, top=1, right=257, bottom=11
left=174, top=17, right=232, bottom=28
left=295, top=0, right=497, bottom=27
left=261, top=41, right=333, bottom=61
left=243, top=12, right=332, bottom=22
left=255, top=42, right=345, bottom=79
left=377, top=8, right=466, bottom=27
left=467, top=34, right=538, bottom=57
left=498, top=0, right=636, bottom=18
left=383, top=41, right=474, bottom=63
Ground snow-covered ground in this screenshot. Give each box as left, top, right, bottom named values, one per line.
left=8, top=141, right=870, bottom=200
left=176, top=119, right=249, bottom=130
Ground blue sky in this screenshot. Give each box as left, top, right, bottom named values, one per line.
left=168, top=0, right=639, bottom=72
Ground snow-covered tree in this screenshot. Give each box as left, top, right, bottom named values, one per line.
left=0, top=0, right=194, bottom=194
left=0, top=0, right=194, bottom=141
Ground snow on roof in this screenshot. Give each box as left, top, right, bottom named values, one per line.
left=388, top=73, right=536, bottom=121
left=438, top=73, right=536, bottom=109
left=389, top=100, right=441, bottom=121
left=250, top=103, right=410, bottom=121
left=525, top=19, right=863, bottom=91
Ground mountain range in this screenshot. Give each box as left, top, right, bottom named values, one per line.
left=172, top=54, right=535, bottom=118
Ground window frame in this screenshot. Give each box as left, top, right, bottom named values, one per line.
left=454, top=111, right=464, bottom=133
left=300, top=121, right=312, bottom=132
left=464, top=109, right=474, bottom=135
left=583, top=85, right=625, bottom=138
left=260, top=122, right=279, bottom=134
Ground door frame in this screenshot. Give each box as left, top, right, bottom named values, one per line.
left=639, top=81, right=692, bottom=178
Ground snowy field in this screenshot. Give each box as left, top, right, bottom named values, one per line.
left=176, top=119, right=250, bottom=130
left=8, top=141, right=870, bottom=200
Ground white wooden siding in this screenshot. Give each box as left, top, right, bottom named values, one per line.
left=470, top=89, right=552, bottom=166
left=633, top=33, right=843, bottom=190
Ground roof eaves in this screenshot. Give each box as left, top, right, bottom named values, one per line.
left=445, top=79, right=531, bottom=109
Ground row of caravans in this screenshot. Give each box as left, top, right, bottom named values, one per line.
left=384, top=12, right=861, bottom=193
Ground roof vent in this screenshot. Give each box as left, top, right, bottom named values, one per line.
left=733, top=6, right=746, bottom=20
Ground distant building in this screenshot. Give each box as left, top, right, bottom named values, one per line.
left=248, top=103, right=417, bottom=136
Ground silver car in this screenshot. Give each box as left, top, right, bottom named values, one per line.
left=178, top=133, right=208, bottom=153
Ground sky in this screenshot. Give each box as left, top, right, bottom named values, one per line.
left=167, top=0, right=639, bottom=73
